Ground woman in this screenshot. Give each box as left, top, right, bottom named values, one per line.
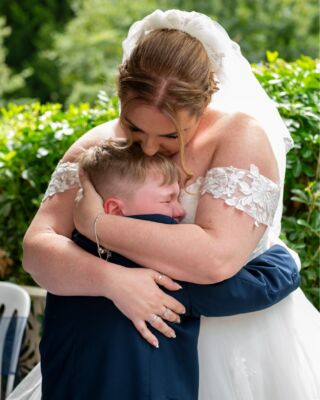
left=11, top=9, right=319, bottom=400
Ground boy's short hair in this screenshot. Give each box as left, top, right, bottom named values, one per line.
left=78, top=139, right=179, bottom=200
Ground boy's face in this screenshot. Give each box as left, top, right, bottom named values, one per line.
left=121, top=172, right=186, bottom=222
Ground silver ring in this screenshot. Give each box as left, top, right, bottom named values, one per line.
left=148, top=314, right=159, bottom=325
left=161, top=307, right=169, bottom=319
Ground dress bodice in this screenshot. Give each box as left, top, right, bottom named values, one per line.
left=43, top=160, right=283, bottom=262
left=179, top=164, right=281, bottom=261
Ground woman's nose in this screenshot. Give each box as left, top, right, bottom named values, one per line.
left=141, top=139, right=159, bottom=156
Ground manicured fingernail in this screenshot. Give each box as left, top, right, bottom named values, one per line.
left=153, top=340, right=159, bottom=348
left=176, top=318, right=181, bottom=324
left=175, top=283, right=183, bottom=289
left=171, top=332, right=176, bottom=338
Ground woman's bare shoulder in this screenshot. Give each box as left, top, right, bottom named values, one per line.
left=209, top=111, right=279, bottom=180
left=209, top=111, right=258, bottom=136
left=196, top=110, right=259, bottom=153
left=62, top=118, right=125, bottom=162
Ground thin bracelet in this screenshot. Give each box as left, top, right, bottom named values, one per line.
left=93, top=212, right=111, bottom=260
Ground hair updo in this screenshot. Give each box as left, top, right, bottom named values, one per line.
left=117, top=29, right=219, bottom=179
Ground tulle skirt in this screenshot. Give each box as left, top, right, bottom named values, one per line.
left=198, top=288, right=320, bottom=400
left=7, top=362, right=41, bottom=400
left=8, top=289, right=320, bottom=400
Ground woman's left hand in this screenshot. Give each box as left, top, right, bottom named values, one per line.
left=73, top=169, right=104, bottom=239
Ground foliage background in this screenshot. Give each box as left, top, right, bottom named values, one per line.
left=0, top=1, right=319, bottom=308
left=0, top=57, right=319, bottom=308
left=0, top=0, right=318, bottom=104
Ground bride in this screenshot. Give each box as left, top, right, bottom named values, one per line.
left=10, top=9, right=320, bottom=400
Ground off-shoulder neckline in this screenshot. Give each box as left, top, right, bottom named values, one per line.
left=57, top=161, right=280, bottom=190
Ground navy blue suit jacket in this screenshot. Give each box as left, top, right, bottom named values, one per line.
left=40, top=214, right=299, bottom=400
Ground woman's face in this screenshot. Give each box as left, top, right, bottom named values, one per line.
left=124, top=104, right=200, bottom=156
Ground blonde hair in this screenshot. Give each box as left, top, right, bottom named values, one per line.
left=78, top=139, right=179, bottom=200
left=118, top=29, right=219, bottom=180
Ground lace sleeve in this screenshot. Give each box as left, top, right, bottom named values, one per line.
left=42, top=161, right=80, bottom=202
left=201, top=164, right=280, bottom=226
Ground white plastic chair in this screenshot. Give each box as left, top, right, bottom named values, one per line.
left=0, top=283, right=30, bottom=399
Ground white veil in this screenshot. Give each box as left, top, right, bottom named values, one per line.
left=122, top=9, right=294, bottom=240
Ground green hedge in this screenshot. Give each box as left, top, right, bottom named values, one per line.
left=253, top=54, right=319, bottom=307
left=0, top=56, right=319, bottom=308
left=0, top=93, right=118, bottom=283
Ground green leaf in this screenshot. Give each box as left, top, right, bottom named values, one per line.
left=266, top=51, right=279, bottom=63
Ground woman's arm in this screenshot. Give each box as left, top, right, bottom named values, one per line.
left=24, top=187, right=118, bottom=296
left=74, top=114, right=280, bottom=284
left=23, top=120, right=117, bottom=291
left=23, top=120, right=186, bottom=346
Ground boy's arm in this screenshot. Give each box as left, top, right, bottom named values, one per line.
left=183, top=245, right=300, bottom=317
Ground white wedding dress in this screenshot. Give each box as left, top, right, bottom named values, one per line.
left=179, top=174, right=320, bottom=400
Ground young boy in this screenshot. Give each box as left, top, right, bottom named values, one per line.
left=40, top=140, right=299, bottom=400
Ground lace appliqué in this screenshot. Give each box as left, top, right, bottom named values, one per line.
left=201, top=164, right=280, bottom=226
left=42, top=161, right=80, bottom=202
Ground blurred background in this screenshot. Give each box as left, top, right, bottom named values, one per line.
left=0, top=0, right=319, bottom=106
left=0, top=1, right=319, bottom=376
left=0, top=1, right=319, bottom=307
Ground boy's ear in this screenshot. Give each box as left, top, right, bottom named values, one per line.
left=103, top=198, right=125, bottom=216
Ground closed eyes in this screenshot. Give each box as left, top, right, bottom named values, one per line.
left=163, top=134, right=178, bottom=139
left=126, top=118, right=180, bottom=139
left=129, top=126, right=142, bottom=133
left=130, top=128, right=178, bottom=139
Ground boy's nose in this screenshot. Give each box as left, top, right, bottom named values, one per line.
left=173, top=203, right=186, bottom=222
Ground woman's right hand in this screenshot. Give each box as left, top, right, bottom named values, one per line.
left=108, top=266, right=186, bottom=348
